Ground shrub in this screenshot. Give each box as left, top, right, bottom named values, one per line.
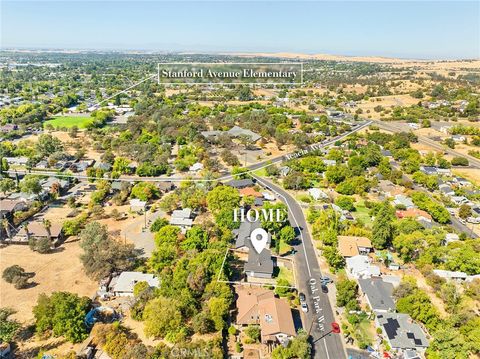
left=3, top=265, right=26, bottom=283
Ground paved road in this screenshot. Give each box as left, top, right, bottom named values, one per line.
left=253, top=175, right=346, bottom=359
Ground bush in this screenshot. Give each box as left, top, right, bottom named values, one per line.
left=3, top=265, right=26, bottom=283
left=150, top=217, right=169, bottom=232
left=29, top=237, right=52, bottom=254
left=451, top=157, right=469, bottom=166
left=245, top=325, right=260, bottom=342
left=13, top=275, right=29, bottom=289
left=228, top=325, right=238, bottom=336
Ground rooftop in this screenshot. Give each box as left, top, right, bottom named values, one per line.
left=358, top=277, right=395, bottom=311
left=377, top=312, right=429, bottom=350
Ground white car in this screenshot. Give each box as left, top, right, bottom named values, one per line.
left=299, top=293, right=308, bottom=313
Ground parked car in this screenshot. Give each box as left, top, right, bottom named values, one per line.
left=299, top=293, right=308, bottom=312
left=321, top=284, right=328, bottom=293
left=321, top=276, right=332, bottom=284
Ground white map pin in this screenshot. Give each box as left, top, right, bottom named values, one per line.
left=250, top=228, right=269, bottom=254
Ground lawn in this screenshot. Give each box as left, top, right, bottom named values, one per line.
left=279, top=238, right=293, bottom=255
left=252, top=167, right=268, bottom=177
left=43, top=115, right=94, bottom=129
left=276, top=266, right=294, bottom=284
left=353, top=200, right=372, bottom=227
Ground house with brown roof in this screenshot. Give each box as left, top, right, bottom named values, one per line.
left=0, top=199, right=29, bottom=221
left=239, top=187, right=263, bottom=198
left=378, top=180, right=404, bottom=198
left=337, top=236, right=373, bottom=258
left=15, top=221, right=63, bottom=243
left=236, top=286, right=296, bottom=345
left=395, top=209, right=432, bottom=222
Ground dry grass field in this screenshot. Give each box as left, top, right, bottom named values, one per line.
left=0, top=239, right=97, bottom=323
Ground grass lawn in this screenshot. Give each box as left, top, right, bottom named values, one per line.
left=252, top=167, right=267, bottom=177
left=354, top=318, right=375, bottom=347
left=354, top=200, right=372, bottom=227
left=276, top=266, right=294, bottom=284
left=43, top=115, right=94, bottom=129
left=279, top=238, right=292, bottom=255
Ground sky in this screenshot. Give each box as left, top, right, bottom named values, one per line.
left=1, top=1, right=479, bottom=59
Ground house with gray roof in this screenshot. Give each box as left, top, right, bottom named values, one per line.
left=376, top=312, right=429, bottom=353
left=358, top=278, right=395, bottom=312
left=111, top=271, right=159, bottom=296
left=233, top=220, right=271, bottom=252
left=393, top=195, right=414, bottom=209
left=227, top=126, right=262, bottom=142
left=245, top=248, right=274, bottom=279
left=169, top=208, right=193, bottom=233
left=226, top=178, right=254, bottom=189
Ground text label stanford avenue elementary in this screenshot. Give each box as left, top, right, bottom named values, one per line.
left=157, top=62, right=303, bottom=84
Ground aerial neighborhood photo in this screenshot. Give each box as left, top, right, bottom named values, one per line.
left=0, top=1, right=479, bottom=359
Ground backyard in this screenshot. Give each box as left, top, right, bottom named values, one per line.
left=43, top=115, right=94, bottom=129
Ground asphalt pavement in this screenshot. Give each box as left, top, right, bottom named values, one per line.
left=253, top=175, right=346, bottom=359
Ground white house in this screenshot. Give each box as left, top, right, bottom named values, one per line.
left=433, top=269, right=468, bottom=282
left=169, top=208, right=193, bottom=233
left=308, top=188, right=328, bottom=201
left=130, top=199, right=146, bottom=212
left=111, top=271, right=159, bottom=296
left=346, top=255, right=381, bottom=279
left=189, top=162, right=204, bottom=172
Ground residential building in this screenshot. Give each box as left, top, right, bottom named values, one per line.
left=233, top=220, right=271, bottom=252
left=345, top=255, right=380, bottom=279
left=189, top=162, right=204, bottom=172
left=129, top=199, right=146, bottom=212
left=235, top=286, right=296, bottom=345
left=308, top=188, right=328, bottom=201
left=358, top=278, right=395, bottom=312
left=15, top=221, right=63, bottom=243
left=376, top=312, right=429, bottom=353
left=226, top=178, right=254, bottom=189
left=443, top=233, right=459, bottom=245
left=245, top=248, right=274, bottom=279
left=439, top=184, right=455, bottom=196
left=169, top=208, right=194, bottom=232
left=0, top=198, right=29, bottom=221
left=433, top=269, right=468, bottom=282
left=393, top=195, right=414, bottom=209
left=4, top=156, right=28, bottom=166
left=337, top=236, right=373, bottom=258
left=111, top=271, right=159, bottom=296
left=395, top=208, right=432, bottom=222
left=239, top=187, right=263, bottom=198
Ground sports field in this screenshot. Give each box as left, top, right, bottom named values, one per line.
left=43, top=115, right=94, bottom=129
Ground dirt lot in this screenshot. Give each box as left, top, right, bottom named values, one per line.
left=0, top=239, right=97, bottom=323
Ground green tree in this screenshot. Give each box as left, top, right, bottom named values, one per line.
left=130, top=182, right=159, bottom=201
left=279, top=225, right=296, bottom=245
left=244, top=325, right=261, bottom=342
left=35, top=134, right=63, bottom=157
left=150, top=217, right=169, bottom=232
left=79, top=222, right=138, bottom=280
left=459, top=204, right=472, bottom=219
left=0, top=308, right=21, bottom=343
left=271, top=330, right=311, bottom=359
left=143, top=296, right=183, bottom=339
left=19, top=175, right=42, bottom=198
left=0, top=178, right=15, bottom=195
left=334, top=195, right=355, bottom=211
left=206, top=185, right=240, bottom=214
left=372, top=201, right=394, bottom=249
left=33, top=291, right=90, bottom=343
left=336, top=278, right=359, bottom=310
